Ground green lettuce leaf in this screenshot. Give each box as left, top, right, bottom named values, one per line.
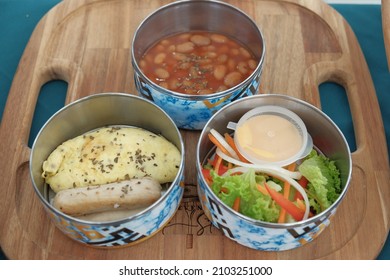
left=298, top=150, right=341, bottom=213
left=211, top=169, right=280, bottom=222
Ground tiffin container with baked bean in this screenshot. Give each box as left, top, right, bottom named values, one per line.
left=131, top=0, right=266, bottom=129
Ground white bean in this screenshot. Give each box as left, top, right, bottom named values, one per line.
left=168, top=78, right=179, bottom=90
left=248, top=59, right=257, bottom=70
left=179, top=33, right=191, bottom=40
left=227, top=59, right=236, bottom=71
left=155, top=68, right=170, bottom=79
left=190, top=34, right=211, bottom=46
left=159, top=82, right=168, bottom=89
left=205, top=52, right=217, bottom=58
left=154, top=53, right=166, bottom=64
left=177, top=62, right=191, bottom=69
left=210, top=33, right=227, bottom=43
left=231, top=48, right=239, bottom=56
left=176, top=42, right=195, bottom=53
left=139, top=59, right=146, bottom=69
left=217, top=54, right=228, bottom=63
left=198, top=89, right=213, bottom=95
left=224, top=71, right=243, bottom=87
left=156, top=44, right=164, bottom=52
left=239, top=47, right=251, bottom=58
left=173, top=52, right=187, bottom=61
left=237, top=61, right=248, bottom=75
left=213, top=65, right=227, bottom=80
left=217, top=85, right=228, bottom=92
left=168, top=45, right=176, bottom=52
left=144, top=54, right=153, bottom=63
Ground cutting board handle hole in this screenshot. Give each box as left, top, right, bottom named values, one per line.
left=27, top=80, right=68, bottom=148
left=319, top=81, right=356, bottom=152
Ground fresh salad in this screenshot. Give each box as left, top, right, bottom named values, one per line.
left=201, top=129, right=342, bottom=223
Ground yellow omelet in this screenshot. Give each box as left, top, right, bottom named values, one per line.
left=42, top=126, right=181, bottom=193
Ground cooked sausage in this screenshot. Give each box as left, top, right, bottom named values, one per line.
left=52, top=178, right=162, bottom=216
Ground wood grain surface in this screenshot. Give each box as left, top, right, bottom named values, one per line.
left=0, top=0, right=389, bottom=259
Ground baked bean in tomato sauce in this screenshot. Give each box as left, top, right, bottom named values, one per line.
left=139, top=31, right=259, bottom=95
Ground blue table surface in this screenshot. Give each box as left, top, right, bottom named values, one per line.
left=0, top=0, right=389, bottom=260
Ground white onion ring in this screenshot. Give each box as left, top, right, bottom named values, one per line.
left=216, top=148, right=302, bottom=179
left=210, top=129, right=239, bottom=160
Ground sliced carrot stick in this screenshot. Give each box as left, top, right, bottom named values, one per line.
left=220, top=187, right=229, bottom=194
left=201, top=168, right=212, bottom=186
left=232, top=196, right=241, bottom=212
left=296, top=198, right=305, bottom=211
left=214, top=155, right=223, bottom=174
left=257, top=184, right=269, bottom=196
left=265, top=183, right=305, bottom=221
left=294, top=176, right=308, bottom=200
left=211, top=154, right=220, bottom=167
left=296, top=198, right=314, bottom=218
left=278, top=209, right=287, bottom=223
left=278, top=163, right=296, bottom=223
left=208, top=133, right=232, bottom=157
left=224, top=133, right=250, bottom=163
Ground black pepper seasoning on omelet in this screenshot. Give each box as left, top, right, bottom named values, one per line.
left=42, top=126, right=181, bottom=193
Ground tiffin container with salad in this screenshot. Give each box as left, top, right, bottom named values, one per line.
left=196, top=94, right=352, bottom=251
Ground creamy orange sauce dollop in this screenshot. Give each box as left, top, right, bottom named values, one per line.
left=235, top=114, right=303, bottom=163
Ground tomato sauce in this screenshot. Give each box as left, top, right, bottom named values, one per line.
left=139, top=31, right=259, bottom=95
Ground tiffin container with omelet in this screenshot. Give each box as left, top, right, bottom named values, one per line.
left=29, top=93, right=185, bottom=248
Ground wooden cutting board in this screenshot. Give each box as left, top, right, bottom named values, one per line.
left=1, top=0, right=389, bottom=260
